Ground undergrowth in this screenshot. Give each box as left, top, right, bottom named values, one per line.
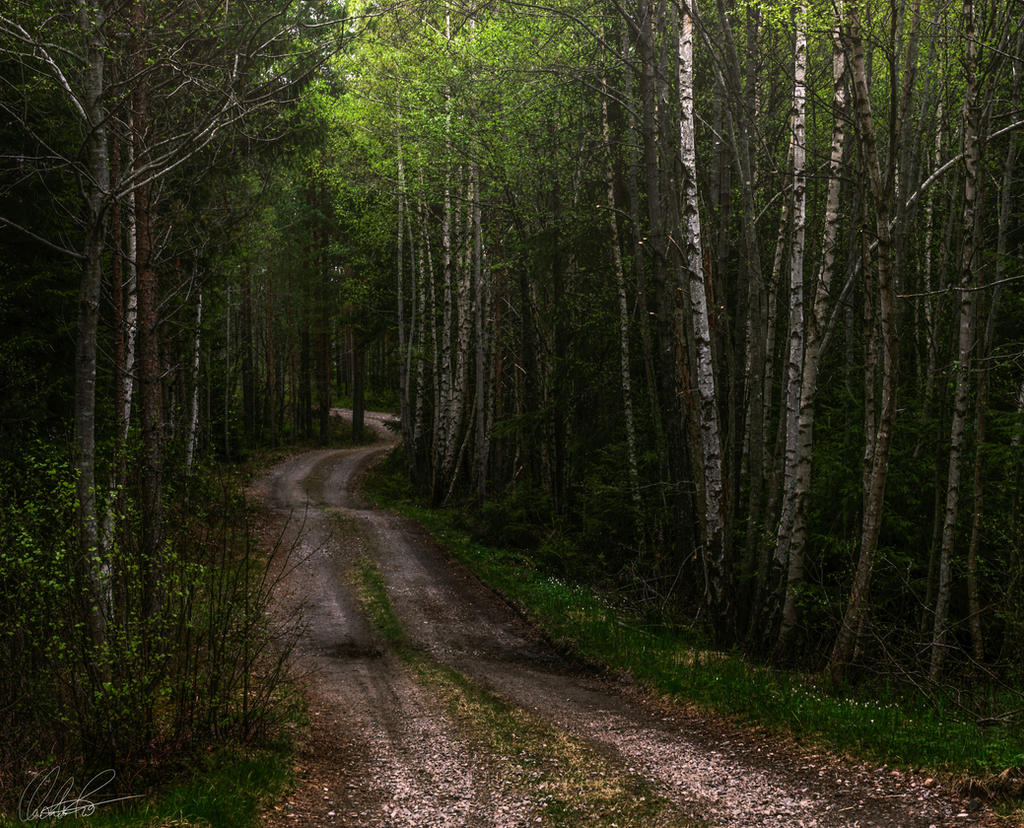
left=363, top=457, right=1024, bottom=786
left=0, top=442, right=314, bottom=827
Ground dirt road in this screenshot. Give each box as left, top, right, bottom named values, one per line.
left=253, top=412, right=995, bottom=827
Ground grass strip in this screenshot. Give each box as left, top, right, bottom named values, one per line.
left=363, top=465, right=1024, bottom=782
left=350, top=556, right=702, bottom=827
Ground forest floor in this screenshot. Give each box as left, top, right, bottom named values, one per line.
left=251, top=411, right=1002, bottom=828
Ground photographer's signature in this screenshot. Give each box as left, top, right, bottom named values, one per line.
left=19, top=766, right=141, bottom=822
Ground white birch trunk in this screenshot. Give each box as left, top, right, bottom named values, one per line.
left=776, top=5, right=845, bottom=653
left=921, top=103, right=942, bottom=413
left=679, top=7, right=732, bottom=641
left=121, top=117, right=139, bottom=442
left=76, top=0, right=111, bottom=651
left=774, top=4, right=808, bottom=578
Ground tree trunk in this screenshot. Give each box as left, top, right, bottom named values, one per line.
left=396, top=120, right=414, bottom=469
left=930, top=0, right=981, bottom=682
left=317, top=217, right=330, bottom=446
left=471, top=161, right=489, bottom=499
left=774, top=3, right=809, bottom=624
left=266, top=271, right=277, bottom=445
left=679, top=7, right=733, bottom=644
left=75, top=0, right=111, bottom=652
left=829, top=7, right=900, bottom=684
left=132, top=14, right=164, bottom=617
left=352, top=343, right=365, bottom=442
left=414, top=196, right=430, bottom=464
left=242, top=270, right=256, bottom=445
left=707, top=0, right=767, bottom=625
left=186, top=287, right=203, bottom=473
left=602, top=93, right=642, bottom=525
left=225, top=284, right=232, bottom=456
left=776, top=1, right=845, bottom=657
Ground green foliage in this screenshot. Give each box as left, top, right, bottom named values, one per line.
left=0, top=444, right=301, bottom=814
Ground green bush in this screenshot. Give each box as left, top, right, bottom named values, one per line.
left=0, top=444, right=300, bottom=810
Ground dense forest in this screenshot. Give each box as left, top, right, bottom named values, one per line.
left=2, top=0, right=1023, bottom=780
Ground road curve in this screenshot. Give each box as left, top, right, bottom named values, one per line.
left=253, top=411, right=994, bottom=828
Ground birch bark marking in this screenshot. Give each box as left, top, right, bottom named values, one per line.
left=921, top=102, right=942, bottom=415
left=829, top=5, right=899, bottom=684
left=776, top=2, right=845, bottom=656
left=102, top=134, right=136, bottom=554
left=679, top=5, right=732, bottom=643
left=75, top=0, right=111, bottom=650
left=774, top=1, right=808, bottom=582
left=929, top=0, right=981, bottom=682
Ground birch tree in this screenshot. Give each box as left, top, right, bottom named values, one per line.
left=679, top=3, right=733, bottom=642
left=774, top=1, right=846, bottom=656
left=773, top=2, right=809, bottom=651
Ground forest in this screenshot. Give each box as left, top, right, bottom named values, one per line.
left=2, top=0, right=1024, bottom=801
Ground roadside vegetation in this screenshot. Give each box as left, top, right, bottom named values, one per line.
left=0, top=421, right=361, bottom=826
left=365, top=453, right=1024, bottom=812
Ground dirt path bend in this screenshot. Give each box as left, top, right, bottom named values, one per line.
left=254, top=412, right=997, bottom=828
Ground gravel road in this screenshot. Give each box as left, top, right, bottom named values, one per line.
left=253, top=411, right=998, bottom=828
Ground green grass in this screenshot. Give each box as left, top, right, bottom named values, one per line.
left=352, top=557, right=406, bottom=648
left=0, top=743, right=294, bottom=828
left=363, top=462, right=1024, bottom=784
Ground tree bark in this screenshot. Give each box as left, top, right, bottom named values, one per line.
left=132, top=6, right=164, bottom=616
left=774, top=3, right=809, bottom=623
left=242, top=269, right=256, bottom=444
left=930, top=0, right=981, bottom=682
left=679, top=6, right=733, bottom=644
left=602, top=92, right=642, bottom=526
left=186, top=287, right=203, bottom=473
left=471, top=161, right=489, bottom=499
left=75, top=0, right=111, bottom=652
left=396, top=119, right=414, bottom=469
left=829, top=6, right=900, bottom=684
left=775, top=1, right=845, bottom=657
left=352, top=343, right=365, bottom=442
